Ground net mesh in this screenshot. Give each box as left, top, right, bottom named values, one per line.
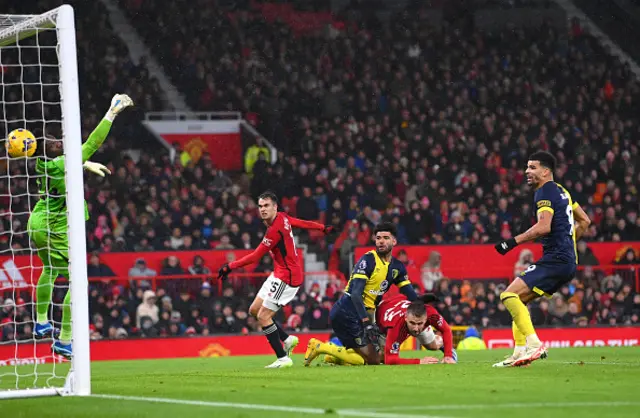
left=0, top=10, right=70, bottom=392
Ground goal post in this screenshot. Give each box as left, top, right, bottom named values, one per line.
left=0, top=4, right=90, bottom=399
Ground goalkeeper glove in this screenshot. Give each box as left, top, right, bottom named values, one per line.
left=83, top=161, right=111, bottom=177
left=217, top=263, right=231, bottom=281
left=495, top=238, right=518, bottom=255
left=104, top=93, right=134, bottom=122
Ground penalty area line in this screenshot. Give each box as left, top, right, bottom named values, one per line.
left=91, top=394, right=450, bottom=418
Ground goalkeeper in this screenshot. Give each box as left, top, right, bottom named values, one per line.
left=28, top=94, right=133, bottom=359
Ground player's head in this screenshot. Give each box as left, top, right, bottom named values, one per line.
left=257, top=191, right=278, bottom=221
left=405, top=301, right=428, bottom=336
left=373, top=221, right=397, bottom=257
left=526, top=151, right=556, bottom=187
left=44, top=134, right=63, bottom=158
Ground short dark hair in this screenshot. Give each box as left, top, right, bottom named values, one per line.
left=373, top=221, right=397, bottom=237
left=406, top=301, right=427, bottom=317
left=257, top=190, right=278, bottom=204
left=529, top=151, right=556, bottom=172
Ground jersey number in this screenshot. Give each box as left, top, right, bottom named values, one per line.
left=289, top=229, right=298, bottom=256
left=383, top=300, right=411, bottom=323
left=566, top=205, right=575, bottom=236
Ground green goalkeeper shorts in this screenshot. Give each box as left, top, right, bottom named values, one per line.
left=27, top=211, right=69, bottom=267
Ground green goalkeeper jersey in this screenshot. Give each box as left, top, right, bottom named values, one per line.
left=31, top=119, right=113, bottom=221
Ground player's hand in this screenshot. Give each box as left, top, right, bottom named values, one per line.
left=106, top=93, right=134, bottom=120
left=442, top=356, right=456, bottom=364
left=494, top=238, right=517, bottom=255
left=217, top=263, right=231, bottom=281
left=419, top=356, right=440, bottom=365
left=322, top=225, right=335, bottom=235
left=83, top=161, right=111, bottom=177
left=363, top=323, right=379, bottom=347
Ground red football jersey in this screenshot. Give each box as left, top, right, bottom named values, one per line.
left=376, top=295, right=453, bottom=364
left=260, top=213, right=303, bottom=286
left=229, top=213, right=324, bottom=287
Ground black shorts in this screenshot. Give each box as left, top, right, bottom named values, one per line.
left=520, top=255, right=576, bottom=297
left=330, top=298, right=370, bottom=349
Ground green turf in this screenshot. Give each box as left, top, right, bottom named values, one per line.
left=1, top=347, right=639, bottom=418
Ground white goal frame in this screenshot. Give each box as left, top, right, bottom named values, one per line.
left=0, top=4, right=90, bottom=398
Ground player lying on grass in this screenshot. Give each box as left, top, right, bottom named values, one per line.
left=493, top=151, right=591, bottom=368
left=28, top=94, right=134, bottom=359
left=306, top=294, right=456, bottom=366
left=217, top=191, right=333, bottom=368
left=304, top=222, right=418, bottom=366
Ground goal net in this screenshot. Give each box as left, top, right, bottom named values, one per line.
left=0, top=5, right=90, bottom=398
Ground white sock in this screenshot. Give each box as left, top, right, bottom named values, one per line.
left=514, top=345, right=526, bottom=356
left=526, top=334, right=541, bottom=346
left=37, top=321, right=48, bottom=325
left=60, top=340, right=71, bottom=346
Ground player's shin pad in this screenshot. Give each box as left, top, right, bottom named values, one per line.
left=500, top=292, right=536, bottom=338
left=316, top=343, right=365, bottom=366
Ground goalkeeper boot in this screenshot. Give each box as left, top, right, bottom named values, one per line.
left=284, top=335, right=299, bottom=357
left=513, top=344, right=548, bottom=367
left=52, top=340, right=72, bottom=360
left=34, top=322, right=58, bottom=339
left=265, top=357, right=293, bottom=369
left=304, top=338, right=322, bottom=367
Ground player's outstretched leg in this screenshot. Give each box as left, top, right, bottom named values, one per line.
left=500, top=289, right=547, bottom=366
left=493, top=322, right=527, bottom=368
left=305, top=339, right=364, bottom=366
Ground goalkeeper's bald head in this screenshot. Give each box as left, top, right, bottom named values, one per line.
left=43, top=134, right=63, bottom=158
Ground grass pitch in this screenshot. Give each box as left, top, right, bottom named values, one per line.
left=1, top=347, right=639, bottom=418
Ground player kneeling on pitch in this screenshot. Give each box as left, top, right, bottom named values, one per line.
left=309, top=294, right=456, bottom=366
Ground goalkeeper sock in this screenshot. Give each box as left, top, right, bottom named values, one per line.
left=263, top=322, right=287, bottom=358
left=35, top=266, right=57, bottom=324
left=315, top=343, right=365, bottom=366
left=512, top=321, right=526, bottom=354
left=501, top=292, right=539, bottom=345
left=274, top=321, right=289, bottom=342
left=59, top=290, right=72, bottom=344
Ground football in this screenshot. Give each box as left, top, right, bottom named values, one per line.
left=6, top=128, right=37, bottom=158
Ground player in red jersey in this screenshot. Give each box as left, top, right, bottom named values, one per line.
left=217, top=191, right=332, bottom=368
left=376, top=294, right=457, bottom=365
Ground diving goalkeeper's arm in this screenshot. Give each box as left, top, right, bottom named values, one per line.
left=82, top=93, right=134, bottom=172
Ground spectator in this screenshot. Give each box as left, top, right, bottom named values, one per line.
left=187, top=255, right=211, bottom=278
left=421, top=251, right=443, bottom=292
left=513, top=249, right=534, bottom=277
left=215, top=235, right=235, bottom=250
left=128, top=258, right=157, bottom=289
left=577, top=241, right=600, bottom=266
left=136, top=290, right=159, bottom=328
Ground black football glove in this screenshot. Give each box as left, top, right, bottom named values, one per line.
left=323, top=225, right=335, bottom=235
left=495, top=238, right=518, bottom=255
left=217, top=263, right=232, bottom=280
left=363, top=322, right=380, bottom=348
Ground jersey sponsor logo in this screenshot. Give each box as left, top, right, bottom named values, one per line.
left=284, top=218, right=291, bottom=231
left=380, top=280, right=389, bottom=292
left=355, top=269, right=367, bottom=275
left=358, top=259, right=367, bottom=270
left=390, top=342, right=400, bottom=354
left=262, top=237, right=273, bottom=247
left=537, top=200, right=552, bottom=208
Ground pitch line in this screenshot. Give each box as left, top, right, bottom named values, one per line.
left=92, top=394, right=449, bottom=418
left=365, top=401, right=640, bottom=412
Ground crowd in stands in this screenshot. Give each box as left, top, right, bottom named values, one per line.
left=1, top=1, right=640, bottom=343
